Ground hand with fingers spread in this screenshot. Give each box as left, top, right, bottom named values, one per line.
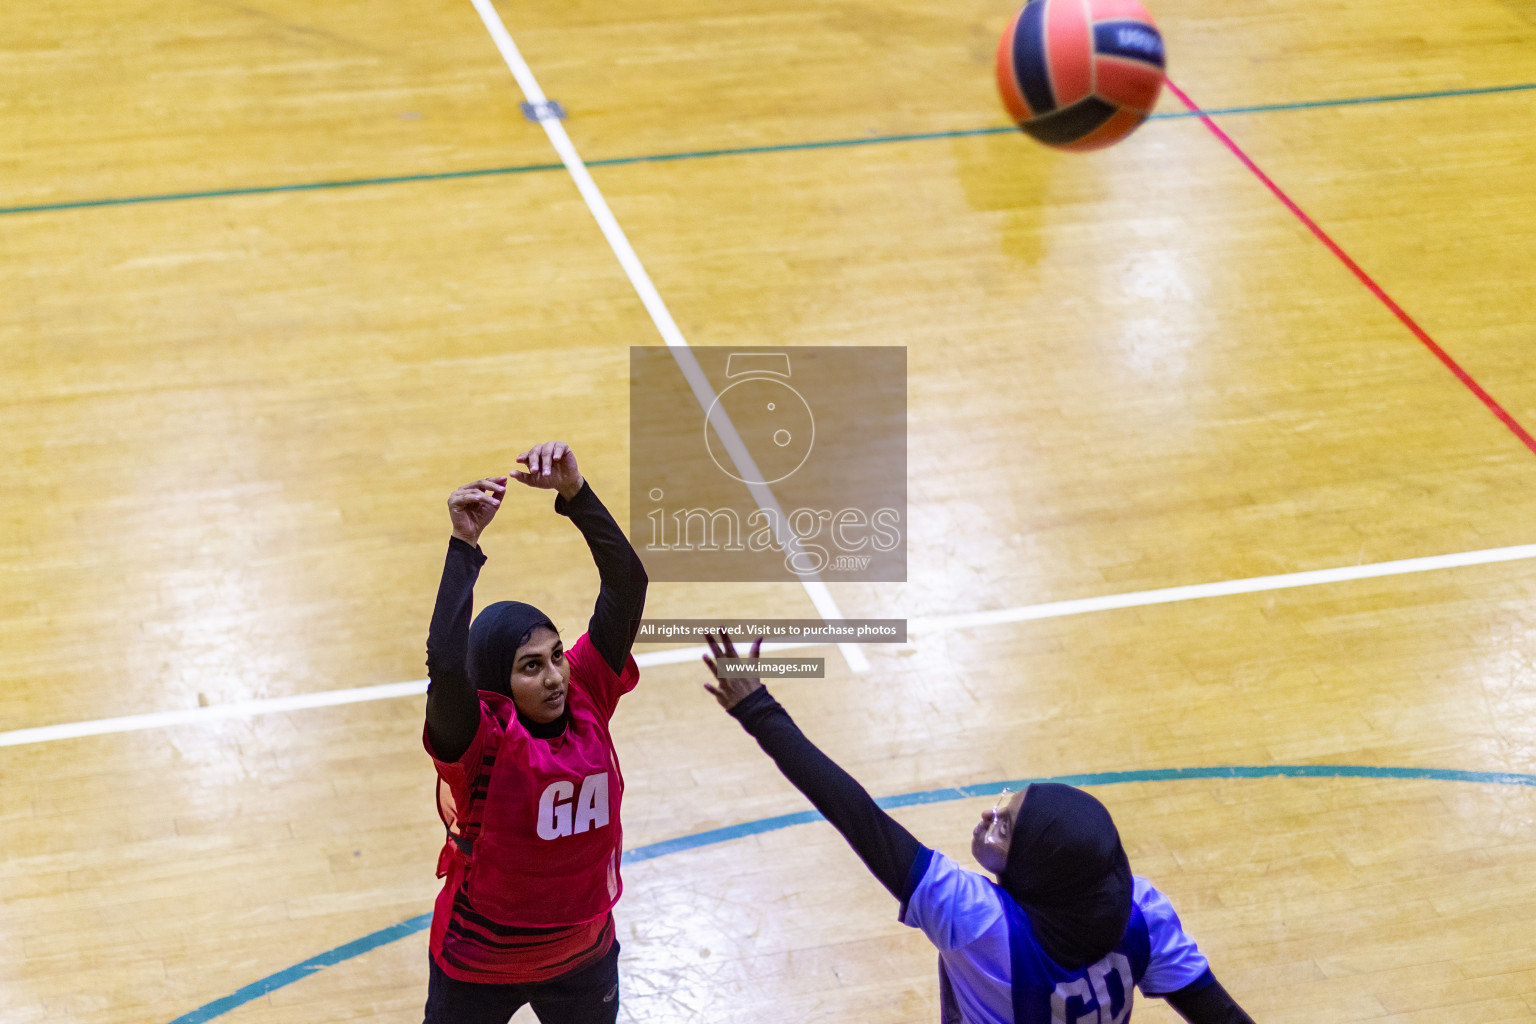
left=702, top=632, right=766, bottom=710
left=512, top=441, right=585, bottom=501
left=447, top=477, right=507, bottom=548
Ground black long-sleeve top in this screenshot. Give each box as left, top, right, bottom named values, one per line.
left=425, top=480, right=648, bottom=762
left=727, top=686, right=1255, bottom=1024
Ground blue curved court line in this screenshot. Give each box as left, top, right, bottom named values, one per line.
left=166, top=762, right=1536, bottom=1023
left=9, top=81, right=1535, bottom=219
left=166, top=913, right=433, bottom=1024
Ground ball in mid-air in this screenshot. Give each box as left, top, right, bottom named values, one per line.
left=996, top=0, right=1166, bottom=152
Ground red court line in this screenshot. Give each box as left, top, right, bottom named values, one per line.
left=1163, top=78, right=1536, bottom=458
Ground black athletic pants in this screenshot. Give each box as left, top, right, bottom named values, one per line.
left=423, top=941, right=620, bottom=1024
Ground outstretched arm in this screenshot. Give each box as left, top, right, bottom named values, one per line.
left=514, top=442, right=648, bottom=675
left=704, top=635, right=924, bottom=901
left=425, top=478, right=504, bottom=763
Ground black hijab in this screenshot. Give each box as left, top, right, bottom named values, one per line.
left=467, top=600, right=557, bottom=699
left=998, top=783, right=1134, bottom=969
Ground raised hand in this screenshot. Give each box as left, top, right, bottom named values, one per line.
left=702, top=632, right=766, bottom=710
left=447, top=477, right=506, bottom=547
left=512, top=441, right=584, bottom=501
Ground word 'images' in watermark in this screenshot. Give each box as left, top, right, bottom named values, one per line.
left=641, top=490, right=901, bottom=574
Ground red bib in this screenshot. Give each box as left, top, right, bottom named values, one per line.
left=429, top=634, right=639, bottom=975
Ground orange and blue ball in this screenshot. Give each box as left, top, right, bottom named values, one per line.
left=996, top=0, right=1166, bottom=151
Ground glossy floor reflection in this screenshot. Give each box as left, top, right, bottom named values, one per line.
left=2, top=0, right=1535, bottom=1021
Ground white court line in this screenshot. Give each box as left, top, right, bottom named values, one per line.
left=4, top=542, right=1534, bottom=748
left=0, top=681, right=431, bottom=749
left=467, top=0, right=868, bottom=674
left=905, top=542, right=1536, bottom=630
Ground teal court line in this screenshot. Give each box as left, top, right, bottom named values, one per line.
left=6, top=81, right=1534, bottom=218
left=165, top=763, right=1536, bottom=1024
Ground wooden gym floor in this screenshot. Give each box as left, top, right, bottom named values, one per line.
left=3, top=0, right=1536, bottom=1021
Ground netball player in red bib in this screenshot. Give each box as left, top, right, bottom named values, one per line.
left=422, top=441, right=647, bottom=1024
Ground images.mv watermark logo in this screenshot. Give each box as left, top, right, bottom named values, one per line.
left=630, top=347, right=907, bottom=583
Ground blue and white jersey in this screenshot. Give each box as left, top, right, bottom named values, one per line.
left=899, top=848, right=1212, bottom=1024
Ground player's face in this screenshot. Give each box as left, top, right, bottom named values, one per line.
left=509, top=627, right=570, bottom=723
left=972, top=787, right=1028, bottom=875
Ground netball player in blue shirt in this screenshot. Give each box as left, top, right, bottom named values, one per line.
left=702, top=634, right=1257, bottom=1024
